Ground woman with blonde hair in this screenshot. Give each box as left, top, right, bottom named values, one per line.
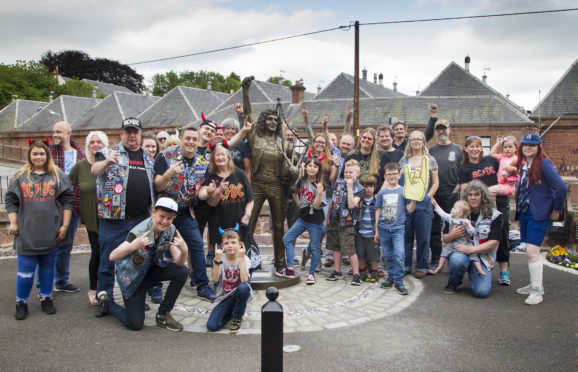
left=6, top=140, right=73, bottom=319
left=399, top=130, right=439, bottom=279
left=69, top=131, right=109, bottom=305
left=344, top=128, right=382, bottom=186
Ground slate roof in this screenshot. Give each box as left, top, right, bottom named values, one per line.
left=532, top=58, right=578, bottom=117
left=285, top=96, right=532, bottom=129
left=82, top=78, right=135, bottom=95
left=420, top=62, right=523, bottom=112
left=0, top=99, right=47, bottom=132
left=137, top=86, right=229, bottom=128
left=314, top=73, right=404, bottom=100
left=74, top=92, right=157, bottom=130
left=17, top=96, right=101, bottom=132
left=210, top=79, right=295, bottom=115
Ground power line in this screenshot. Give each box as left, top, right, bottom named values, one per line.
left=126, top=8, right=577, bottom=66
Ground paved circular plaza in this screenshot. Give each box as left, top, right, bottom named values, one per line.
left=122, top=253, right=423, bottom=334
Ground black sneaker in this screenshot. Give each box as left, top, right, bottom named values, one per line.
left=351, top=274, right=362, bottom=286
left=40, top=297, right=57, bottom=315
left=15, top=301, right=28, bottom=320
left=189, top=271, right=197, bottom=288
left=230, top=317, right=242, bottom=334
left=54, top=283, right=79, bottom=293
left=156, top=312, right=183, bottom=331
left=444, top=281, right=458, bottom=294
left=205, top=254, right=214, bottom=268
left=380, top=277, right=394, bottom=289
left=326, top=270, right=343, bottom=281
left=394, top=283, right=408, bottom=295
left=95, top=291, right=110, bottom=318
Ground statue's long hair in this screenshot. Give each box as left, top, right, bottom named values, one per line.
left=254, top=109, right=282, bottom=138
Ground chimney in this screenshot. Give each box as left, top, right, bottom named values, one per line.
left=362, top=67, right=367, bottom=81
left=465, top=55, right=470, bottom=72
left=290, top=80, right=306, bottom=104
left=373, top=73, right=377, bottom=84
left=482, top=72, right=487, bottom=83
left=416, top=89, right=421, bottom=96
left=278, top=76, right=283, bottom=84
left=393, top=77, right=398, bottom=92
left=378, top=73, right=383, bottom=86
left=317, top=84, right=322, bottom=94
left=207, top=79, right=212, bottom=91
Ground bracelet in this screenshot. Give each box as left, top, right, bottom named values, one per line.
left=213, top=259, right=223, bottom=265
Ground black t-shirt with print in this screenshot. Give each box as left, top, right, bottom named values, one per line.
left=458, top=156, right=499, bottom=187
left=230, top=141, right=251, bottom=171
left=125, top=149, right=151, bottom=217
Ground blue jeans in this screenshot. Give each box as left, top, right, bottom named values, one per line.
left=206, top=283, right=251, bottom=332
left=107, top=263, right=188, bottom=331
left=173, top=213, right=209, bottom=290
left=53, top=215, right=80, bottom=288
left=17, top=250, right=58, bottom=302
left=283, top=218, right=323, bottom=274
left=379, top=227, right=405, bottom=284
left=448, top=251, right=492, bottom=298
left=305, top=198, right=329, bottom=260
left=97, top=217, right=147, bottom=298
left=404, top=203, right=433, bottom=273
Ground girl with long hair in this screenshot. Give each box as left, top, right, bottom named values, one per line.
left=6, top=140, right=73, bottom=319
left=514, top=134, right=566, bottom=305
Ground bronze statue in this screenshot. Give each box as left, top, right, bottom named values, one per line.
left=240, top=77, right=297, bottom=272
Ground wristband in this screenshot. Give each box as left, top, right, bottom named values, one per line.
left=213, top=259, right=223, bottom=265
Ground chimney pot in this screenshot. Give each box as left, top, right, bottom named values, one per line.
left=290, top=82, right=306, bottom=104
left=378, top=73, right=383, bottom=86
left=362, top=67, right=367, bottom=81
left=465, top=55, right=470, bottom=72
left=373, top=73, right=377, bottom=84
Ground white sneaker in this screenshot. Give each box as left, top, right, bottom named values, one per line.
left=305, top=273, right=315, bottom=285
left=524, top=287, right=543, bottom=305
left=517, top=284, right=545, bottom=295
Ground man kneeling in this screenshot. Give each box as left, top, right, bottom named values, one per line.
left=97, top=198, right=189, bottom=331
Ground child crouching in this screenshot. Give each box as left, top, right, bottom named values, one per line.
left=207, top=229, right=253, bottom=334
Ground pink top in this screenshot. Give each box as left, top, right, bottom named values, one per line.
left=497, top=154, right=519, bottom=184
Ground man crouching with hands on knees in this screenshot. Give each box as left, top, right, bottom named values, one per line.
left=207, top=227, right=253, bottom=334
left=96, top=198, right=189, bottom=331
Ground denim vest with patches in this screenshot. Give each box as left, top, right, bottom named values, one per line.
left=95, top=142, right=154, bottom=219
left=115, top=218, right=176, bottom=298
left=158, top=146, right=209, bottom=208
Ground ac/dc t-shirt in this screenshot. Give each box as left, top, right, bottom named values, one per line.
left=458, top=156, right=499, bottom=188
left=125, top=149, right=151, bottom=217
left=230, top=141, right=251, bottom=171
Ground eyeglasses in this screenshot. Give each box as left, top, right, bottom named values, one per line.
left=385, top=173, right=399, bottom=177
left=157, top=137, right=167, bottom=142
left=361, top=136, right=374, bottom=141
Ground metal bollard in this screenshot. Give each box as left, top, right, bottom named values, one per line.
left=261, top=286, right=283, bottom=372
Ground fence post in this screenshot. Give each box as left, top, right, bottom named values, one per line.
left=261, top=286, right=283, bottom=372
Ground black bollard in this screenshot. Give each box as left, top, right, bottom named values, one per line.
left=261, top=286, right=283, bottom=372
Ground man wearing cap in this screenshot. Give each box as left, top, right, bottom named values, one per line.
left=96, top=197, right=189, bottom=331
left=424, top=103, right=464, bottom=272
left=49, top=121, right=86, bottom=293
left=91, top=117, right=155, bottom=317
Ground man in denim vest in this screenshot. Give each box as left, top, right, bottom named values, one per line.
left=91, top=117, right=155, bottom=317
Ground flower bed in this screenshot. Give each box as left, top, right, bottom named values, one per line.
left=546, top=245, right=578, bottom=270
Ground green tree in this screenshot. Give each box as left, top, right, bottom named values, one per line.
left=150, top=70, right=241, bottom=96
left=267, top=76, right=292, bottom=87
left=53, top=78, right=106, bottom=99
left=0, top=61, right=55, bottom=107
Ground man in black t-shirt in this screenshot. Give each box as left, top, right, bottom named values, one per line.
left=91, top=117, right=154, bottom=317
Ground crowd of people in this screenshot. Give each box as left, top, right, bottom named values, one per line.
left=6, top=101, right=566, bottom=333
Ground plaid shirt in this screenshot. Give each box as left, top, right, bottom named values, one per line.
left=50, top=141, right=86, bottom=216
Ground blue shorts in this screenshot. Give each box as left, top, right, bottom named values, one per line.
left=519, top=210, right=551, bottom=247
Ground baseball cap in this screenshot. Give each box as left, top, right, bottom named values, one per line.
left=435, top=119, right=449, bottom=129
left=155, top=197, right=178, bottom=214
left=121, top=117, right=142, bottom=131
left=520, top=133, right=541, bottom=145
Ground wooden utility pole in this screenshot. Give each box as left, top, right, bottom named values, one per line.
left=353, top=20, right=360, bottom=142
